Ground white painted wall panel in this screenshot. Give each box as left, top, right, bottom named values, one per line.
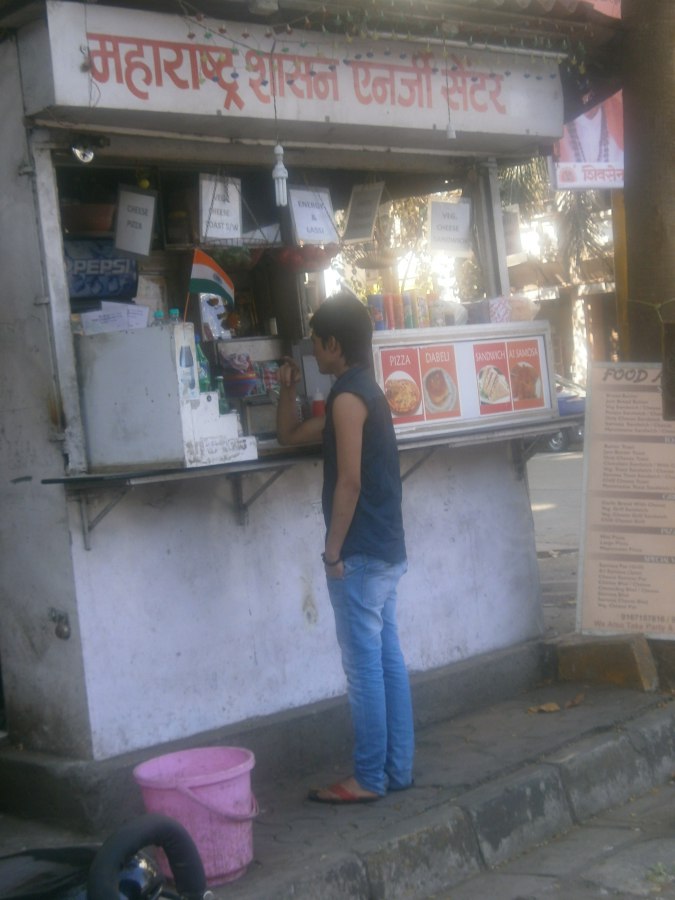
left=67, top=444, right=540, bottom=760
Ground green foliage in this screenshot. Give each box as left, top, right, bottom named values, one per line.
left=556, top=190, right=610, bottom=281
left=499, top=156, right=553, bottom=218
left=499, top=156, right=613, bottom=283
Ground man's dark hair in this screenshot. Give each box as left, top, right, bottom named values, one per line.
left=310, top=292, right=373, bottom=367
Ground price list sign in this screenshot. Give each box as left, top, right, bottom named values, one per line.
left=579, top=364, right=675, bottom=637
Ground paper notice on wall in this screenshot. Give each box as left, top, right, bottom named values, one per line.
left=114, top=186, right=157, bottom=257
left=578, top=363, right=675, bottom=638
left=288, top=187, right=339, bottom=246
left=342, top=182, right=384, bottom=244
left=199, top=175, right=242, bottom=244
left=427, top=199, right=472, bottom=255
left=81, top=302, right=149, bottom=334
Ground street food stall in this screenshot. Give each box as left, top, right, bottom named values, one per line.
left=0, top=0, right=615, bottom=786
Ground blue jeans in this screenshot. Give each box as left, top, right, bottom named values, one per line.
left=326, top=554, right=414, bottom=795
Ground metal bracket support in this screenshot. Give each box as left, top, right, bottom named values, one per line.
left=401, top=446, right=438, bottom=482
left=78, top=488, right=130, bottom=550
left=510, top=438, right=539, bottom=482
left=231, top=468, right=288, bottom=526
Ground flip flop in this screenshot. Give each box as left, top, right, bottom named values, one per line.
left=307, top=782, right=380, bottom=804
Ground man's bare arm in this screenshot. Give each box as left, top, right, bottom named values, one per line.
left=324, top=392, right=367, bottom=564
left=276, top=357, right=324, bottom=446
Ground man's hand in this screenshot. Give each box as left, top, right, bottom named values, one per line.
left=276, top=356, right=324, bottom=447
left=279, top=356, right=301, bottom=390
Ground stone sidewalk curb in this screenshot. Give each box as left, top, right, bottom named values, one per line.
left=218, top=701, right=675, bottom=900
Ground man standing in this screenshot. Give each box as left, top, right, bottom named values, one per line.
left=277, top=293, right=414, bottom=804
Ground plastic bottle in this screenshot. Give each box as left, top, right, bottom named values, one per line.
left=151, top=310, right=165, bottom=327
left=194, top=335, right=211, bottom=393
left=311, top=390, right=326, bottom=418
left=168, top=308, right=181, bottom=324
left=215, top=375, right=230, bottom=414
left=178, top=344, right=195, bottom=396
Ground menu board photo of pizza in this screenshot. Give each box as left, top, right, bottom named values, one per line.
left=380, top=345, right=424, bottom=425
left=473, top=341, right=513, bottom=415
left=419, top=344, right=461, bottom=420
left=508, top=339, right=545, bottom=411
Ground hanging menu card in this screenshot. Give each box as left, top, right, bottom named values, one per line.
left=373, top=322, right=553, bottom=435
left=579, top=363, right=675, bottom=638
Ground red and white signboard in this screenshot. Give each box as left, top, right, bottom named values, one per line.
left=552, top=0, right=623, bottom=190
left=32, top=2, right=564, bottom=150
left=373, top=322, right=554, bottom=439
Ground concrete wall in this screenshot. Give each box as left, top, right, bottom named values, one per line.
left=0, top=36, right=92, bottom=756
left=64, top=443, right=541, bottom=760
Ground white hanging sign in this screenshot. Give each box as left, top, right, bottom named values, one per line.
left=199, top=175, right=242, bottom=244
left=342, top=182, right=385, bottom=244
left=114, top=186, right=157, bottom=257
left=428, top=198, right=473, bottom=256
left=288, top=187, right=339, bottom=246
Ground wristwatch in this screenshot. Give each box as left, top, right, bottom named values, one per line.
left=321, top=552, right=342, bottom=566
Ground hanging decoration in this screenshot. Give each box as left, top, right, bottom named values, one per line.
left=172, top=0, right=599, bottom=87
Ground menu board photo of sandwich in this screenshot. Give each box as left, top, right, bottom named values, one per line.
left=474, top=341, right=513, bottom=414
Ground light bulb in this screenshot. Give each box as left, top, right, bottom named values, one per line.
left=272, top=143, right=288, bottom=207
left=71, top=142, right=95, bottom=164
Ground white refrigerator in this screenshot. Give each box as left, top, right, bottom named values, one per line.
left=75, top=323, right=257, bottom=471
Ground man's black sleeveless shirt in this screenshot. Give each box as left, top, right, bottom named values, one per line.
left=321, top=365, right=406, bottom=564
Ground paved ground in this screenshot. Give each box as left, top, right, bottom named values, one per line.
left=3, top=680, right=673, bottom=899
left=528, top=449, right=583, bottom=555
left=531, top=449, right=582, bottom=639
left=432, top=782, right=675, bottom=899
left=7, top=451, right=675, bottom=899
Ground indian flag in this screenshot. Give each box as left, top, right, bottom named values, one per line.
left=189, top=249, right=235, bottom=306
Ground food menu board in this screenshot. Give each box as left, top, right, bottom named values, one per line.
left=372, top=323, right=555, bottom=436
left=578, top=363, right=675, bottom=638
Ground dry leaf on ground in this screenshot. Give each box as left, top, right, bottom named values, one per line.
left=527, top=702, right=561, bottom=714
left=565, top=692, right=585, bottom=709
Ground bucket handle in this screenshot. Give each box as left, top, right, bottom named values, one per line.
left=177, top=784, right=259, bottom=823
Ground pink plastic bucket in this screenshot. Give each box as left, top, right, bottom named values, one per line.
left=133, top=746, right=258, bottom=886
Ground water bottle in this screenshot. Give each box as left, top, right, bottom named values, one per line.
left=215, top=376, right=230, bottom=414
left=168, top=308, right=181, bottom=324
left=178, top=344, right=195, bottom=396
left=194, top=335, right=212, bottom=393
left=151, top=310, right=165, bottom=327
